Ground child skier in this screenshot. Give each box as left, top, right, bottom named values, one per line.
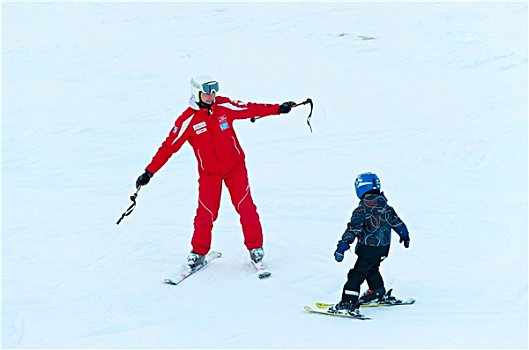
left=331, top=172, right=410, bottom=317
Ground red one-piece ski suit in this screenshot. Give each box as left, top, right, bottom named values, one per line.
left=145, top=96, right=280, bottom=255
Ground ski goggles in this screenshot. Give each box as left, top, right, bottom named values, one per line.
left=201, top=81, right=219, bottom=95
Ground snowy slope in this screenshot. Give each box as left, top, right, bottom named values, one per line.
left=2, top=2, right=527, bottom=349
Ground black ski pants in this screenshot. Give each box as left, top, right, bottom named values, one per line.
left=341, top=244, right=390, bottom=304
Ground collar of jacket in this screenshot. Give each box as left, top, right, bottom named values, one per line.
left=189, top=95, right=215, bottom=111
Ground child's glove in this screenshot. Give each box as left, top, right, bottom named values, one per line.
left=334, top=240, right=350, bottom=262
left=398, top=224, right=410, bottom=248
left=400, top=236, right=410, bottom=248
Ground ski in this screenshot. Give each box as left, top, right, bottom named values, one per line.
left=251, top=260, right=271, bottom=279
left=360, top=297, right=416, bottom=307
left=315, top=289, right=415, bottom=308
left=164, top=251, right=222, bottom=286
left=316, top=299, right=415, bottom=308
left=304, top=305, right=371, bottom=320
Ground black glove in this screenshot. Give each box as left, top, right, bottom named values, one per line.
left=279, top=101, right=296, bottom=114
left=400, top=236, right=410, bottom=248
left=398, top=224, right=410, bottom=248
left=136, top=170, right=153, bottom=189
left=334, top=240, right=350, bottom=262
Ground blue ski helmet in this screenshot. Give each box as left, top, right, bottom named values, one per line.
left=354, top=172, right=381, bottom=198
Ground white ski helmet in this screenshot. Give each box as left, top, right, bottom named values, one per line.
left=190, top=74, right=219, bottom=102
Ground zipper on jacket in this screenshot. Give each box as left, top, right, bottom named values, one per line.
left=232, top=136, right=241, bottom=155
left=197, top=149, right=205, bottom=171
left=208, top=116, right=222, bottom=171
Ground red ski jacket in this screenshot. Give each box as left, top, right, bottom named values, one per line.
left=145, top=96, right=280, bottom=176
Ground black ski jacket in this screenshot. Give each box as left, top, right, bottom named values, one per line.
left=343, top=192, right=408, bottom=247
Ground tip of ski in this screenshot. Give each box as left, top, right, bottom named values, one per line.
left=258, top=270, right=271, bottom=279
left=251, top=260, right=272, bottom=279
left=164, top=278, right=179, bottom=285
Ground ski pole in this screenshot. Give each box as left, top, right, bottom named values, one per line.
left=251, top=98, right=314, bottom=132
left=250, top=99, right=309, bottom=122
left=116, top=186, right=141, bottom=225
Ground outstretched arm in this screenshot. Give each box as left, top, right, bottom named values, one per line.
left=145, top=108, right=194, bottom=175
left=225, top=99, right=281, bottom=121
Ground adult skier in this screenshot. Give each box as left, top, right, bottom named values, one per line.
left=135, top=74, right=295, bottom=271
left=331, top=172, right=411, bottom=316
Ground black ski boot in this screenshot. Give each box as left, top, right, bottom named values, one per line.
left=186, top=251, right=206, bottom=270
left=329, top=300, right=362, bottom=317
left=358, top=287, right=386, bottom=305
left=249, top=247, right=264, bottom=264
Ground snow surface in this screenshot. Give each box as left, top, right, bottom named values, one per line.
left=2, top=1, right=528, bottom=349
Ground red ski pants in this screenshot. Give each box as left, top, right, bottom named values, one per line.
left=191, top=163, right=263, bottom=255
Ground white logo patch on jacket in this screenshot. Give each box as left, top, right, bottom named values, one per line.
left=193, top=122, right=206, bottom=130
left=193, top=121, right=207, bottom=134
